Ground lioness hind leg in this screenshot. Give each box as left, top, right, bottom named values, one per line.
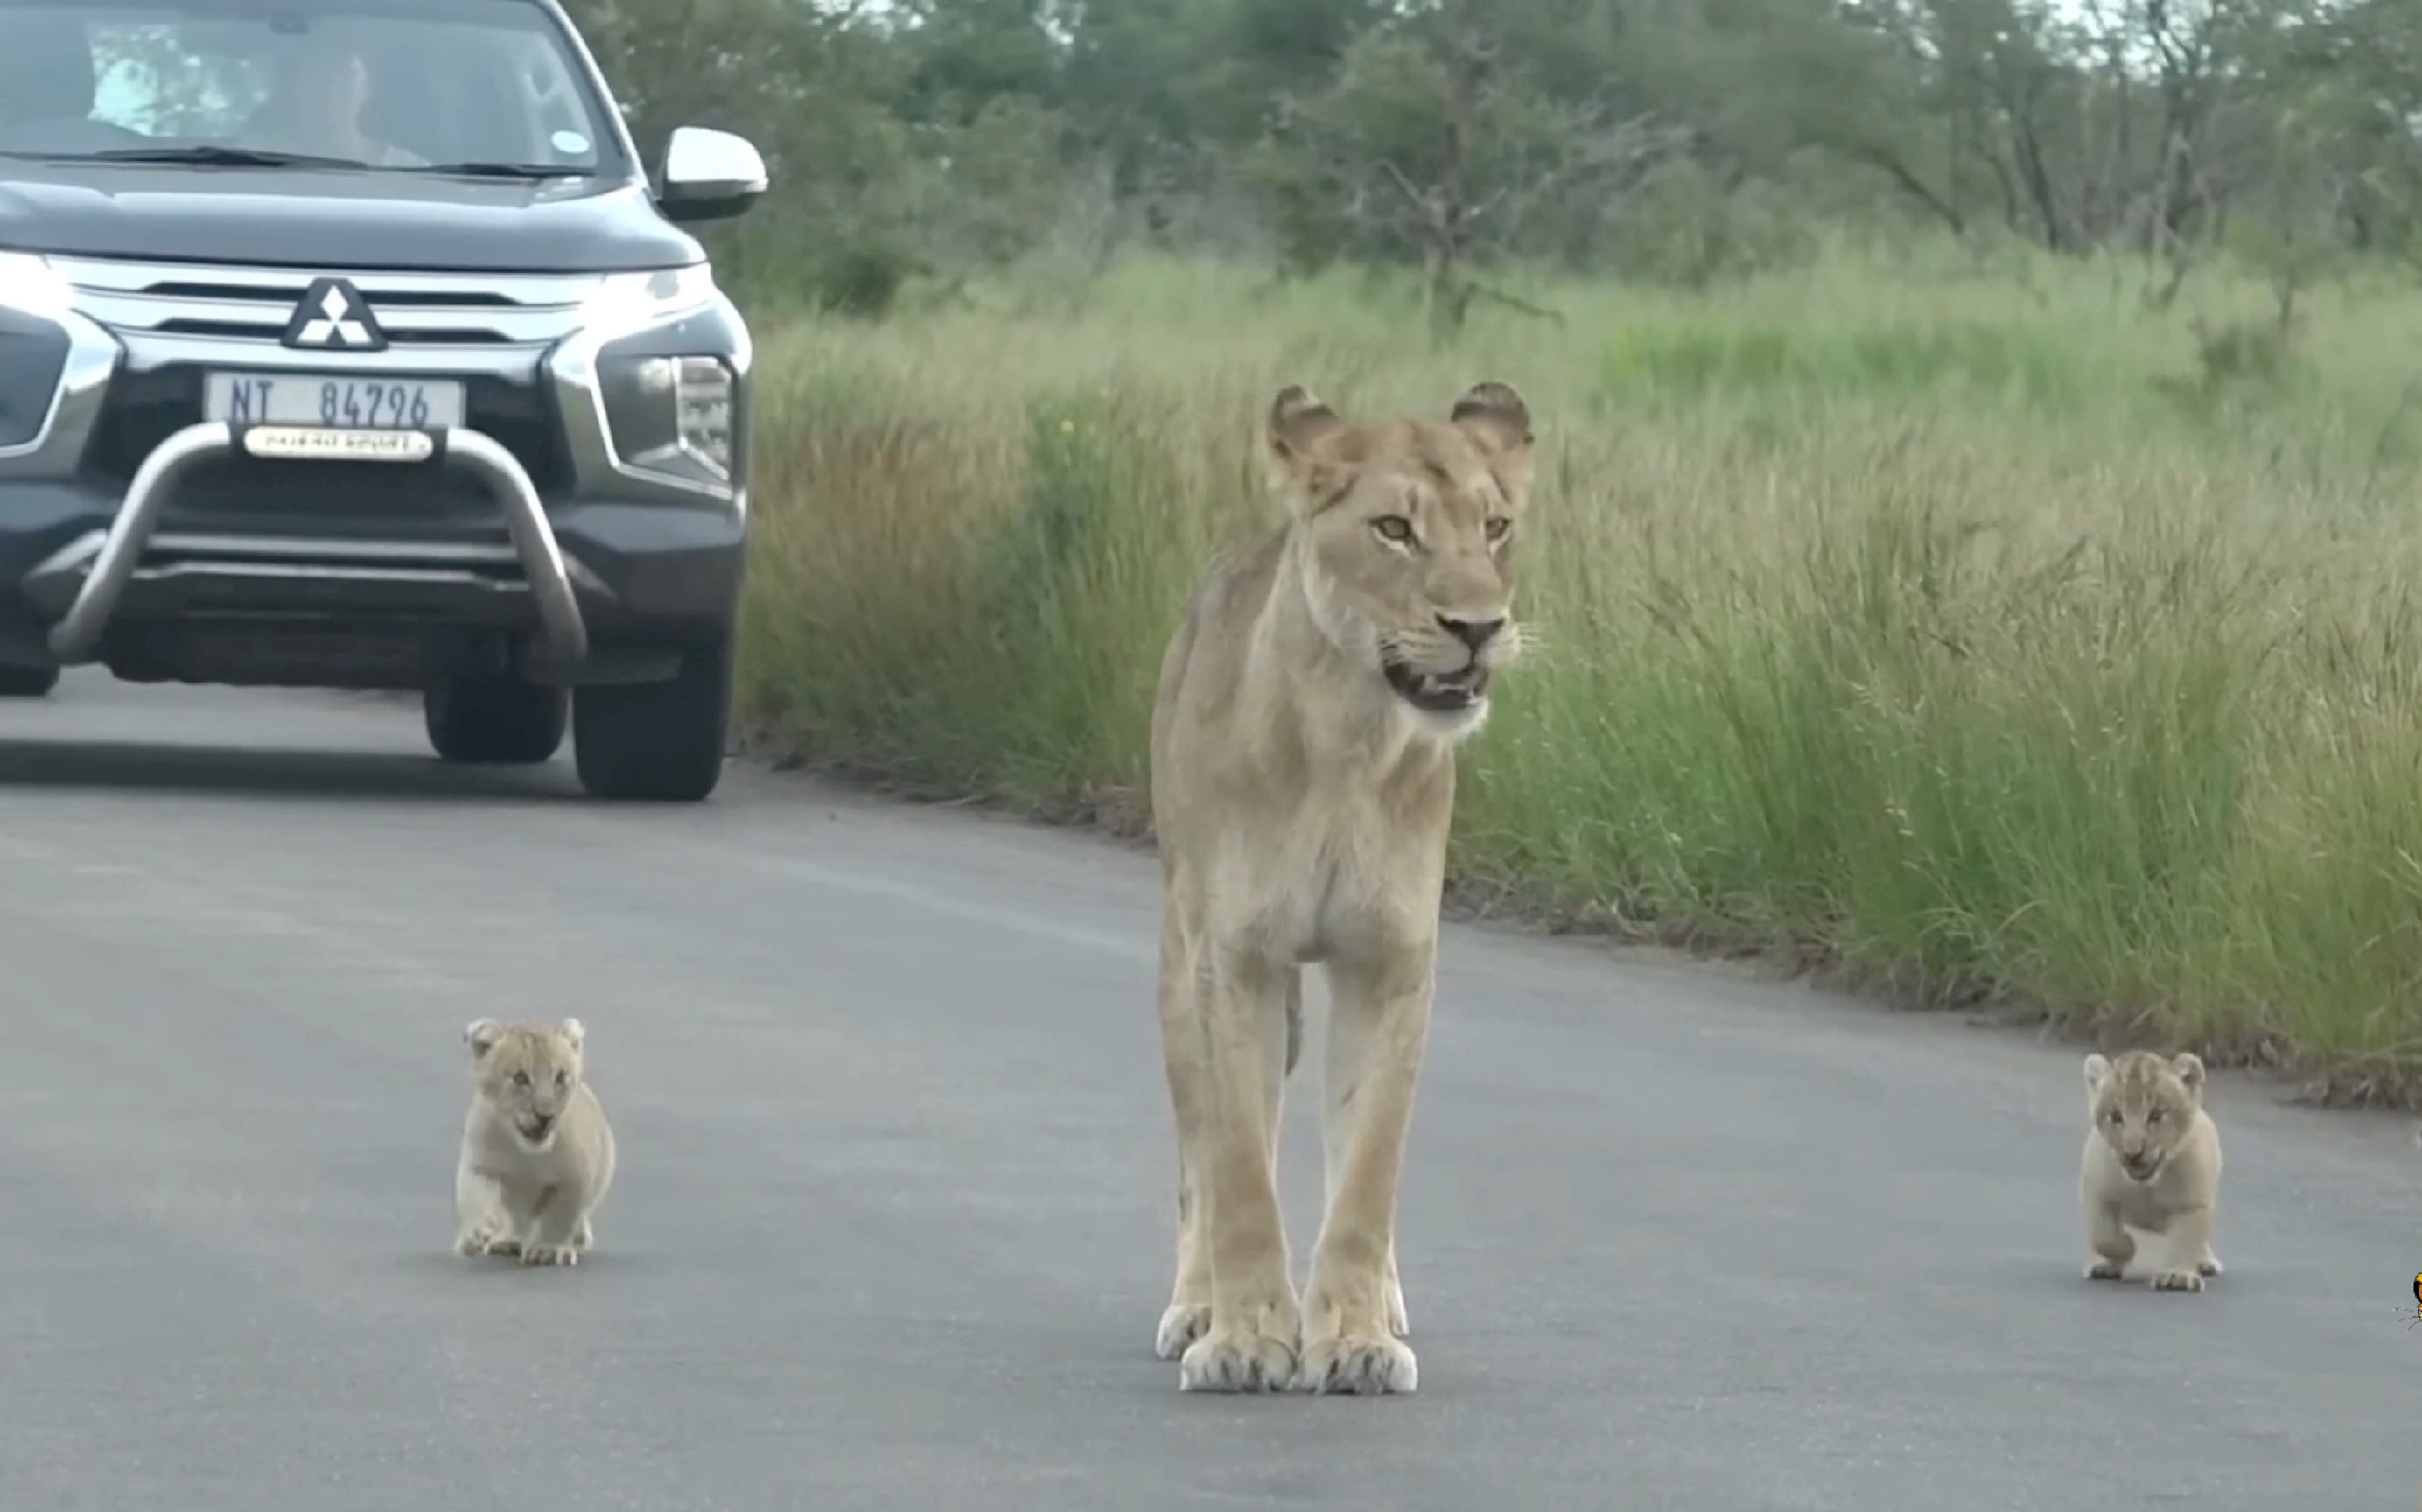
left=1176, top=951, right=1302, bottom=1393
left=1301, top=951, right=1429, bottom=1396
left=1154, top=906, right=1214, bottom=1359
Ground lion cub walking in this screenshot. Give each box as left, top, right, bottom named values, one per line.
left=2079, top=1050, right=2222, bottom=1292
left=455, top=1017, right=617, bottom=1268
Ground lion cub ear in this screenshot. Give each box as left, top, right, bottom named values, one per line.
left=2170, top=1051, right=2205, bottom=1096
left=557, top=1016, right=586, bottom=1050
left=465, top=1018, right=505, bottom=1058
left=2082, top=1052, right=2111, bottom=1093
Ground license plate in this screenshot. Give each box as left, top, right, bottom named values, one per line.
left=204, top=372, right=466, bottom=431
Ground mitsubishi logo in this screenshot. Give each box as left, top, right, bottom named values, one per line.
left=282, top=277, right=387, bottom=352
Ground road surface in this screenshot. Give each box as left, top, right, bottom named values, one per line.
left=1, top=671, right=2414, bottom=1511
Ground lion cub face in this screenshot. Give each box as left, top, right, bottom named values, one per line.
left=465, top=1017, right=587, bottom=1152
left=2083, top=1049, right=2204, bottom=1182
left=1264, top=382, right=1536, bottom=734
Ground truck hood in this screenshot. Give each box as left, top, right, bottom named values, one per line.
left=0, top=159, right=705, bottom=273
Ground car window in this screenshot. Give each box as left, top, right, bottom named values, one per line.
left=0, top=0, right=625, bottom=174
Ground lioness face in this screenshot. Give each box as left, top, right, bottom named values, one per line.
left=1265, top=382, right=1536, bottom=735
left=465, top=1016, right=587, bottom=1152
left=2084, top=1049, right=2204, bottom=1182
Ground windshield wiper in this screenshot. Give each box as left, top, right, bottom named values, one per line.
left=414, top=161, right=593, bottom=179
left=47, top=144, right=375, bottom=170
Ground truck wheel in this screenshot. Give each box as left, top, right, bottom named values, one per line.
left=571, top=635, right=732, bottom=802
left=0, top=665, right=59, bottom=697
left=424, top=672, right=568, bottom=764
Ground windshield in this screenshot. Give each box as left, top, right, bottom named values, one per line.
left=0, top=0, right=627, bottom=176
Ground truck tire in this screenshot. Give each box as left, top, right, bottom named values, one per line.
left=0, top=665, right=59, bottom=697
left=424, top=672, right=568, bottom=764
left=571, top=635, right=732, bottom=802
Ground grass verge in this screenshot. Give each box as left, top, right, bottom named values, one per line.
left=733, top=246, right=2422, bottom=1107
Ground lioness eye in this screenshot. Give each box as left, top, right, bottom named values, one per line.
left=511, top=1071, right=530, bottom=1088
left=1485, top=516, right=1511, bottom=542
left=555, top=1071, right=569, bottom=1088
left=1373, top=515, right=1414, bottom=543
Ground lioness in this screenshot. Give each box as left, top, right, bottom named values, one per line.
left=2080, top=1049, right=2222, bottom=1292
left=1146, top=380, right=1536, bottom=1394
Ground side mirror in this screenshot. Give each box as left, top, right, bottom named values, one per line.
left=657, top=126, right=767, bottom=224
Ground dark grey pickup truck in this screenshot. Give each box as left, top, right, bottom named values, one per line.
left=0, top=0, right=769, bottom=800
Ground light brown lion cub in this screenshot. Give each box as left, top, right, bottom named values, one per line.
left=2080, top=1049, right=2222, bottom=1292
left=455, top=1017, right=617, bottom=1268
left=1147, top=380, right=1536, bottom=1395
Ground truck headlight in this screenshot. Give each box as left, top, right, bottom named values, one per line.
left=0, top=252, right=75, bottom=451
left=598, top=353, right=733, bottom=483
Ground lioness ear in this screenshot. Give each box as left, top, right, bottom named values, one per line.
left=558, top=1016, right=586, bottom=1050
left=1450, top=380, right=1533, bottom=453
left=2170, top=1052, right=2204, bottom=1094
left=1267, top=384, right=1343, bottom=465
left=465, top=1018, right=504, bottom=1058
left=2082, top=1053, right=2111, bottom=1092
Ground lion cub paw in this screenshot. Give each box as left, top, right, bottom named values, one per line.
left=2197, top=1253, right=2222, bottom=1278
left=2150, top=1268, right=2204, bottom=1292
left=519, top=1241, right=579, bottom=1268
left=457, top=1227, right=517, bottom=1259
left=1179, top=1327, right=1299, bottom=1393
left=2083, top=1259, right=2126, bottom=1281
left=1155, top=1304, right=1211, bottom=1361
left=1298, top=1334, right=1418, bottom=1396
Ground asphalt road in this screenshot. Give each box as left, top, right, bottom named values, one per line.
left=2, top=670, right=2417, bottom=1511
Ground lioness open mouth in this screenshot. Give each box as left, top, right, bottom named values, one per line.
left=1382, top=655, right=1490, bottom=713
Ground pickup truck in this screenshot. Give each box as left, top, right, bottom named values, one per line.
left=0, top=0, right=768, bottom=801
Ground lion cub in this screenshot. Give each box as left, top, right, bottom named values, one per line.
left=454, top=1017, right=617, bottom=1268
left=2079, top=1049, right=2222, bottom=1292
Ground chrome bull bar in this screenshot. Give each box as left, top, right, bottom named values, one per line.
left=45, top=421, right=589, bottom=672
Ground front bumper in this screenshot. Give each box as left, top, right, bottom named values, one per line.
left=0, top=256, right=753, bottom=688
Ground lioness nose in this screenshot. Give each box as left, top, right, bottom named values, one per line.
left=1438, top=613, right=1506, bottom=649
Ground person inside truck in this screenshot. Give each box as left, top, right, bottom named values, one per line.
left=245, top=29, right=426, bottom=168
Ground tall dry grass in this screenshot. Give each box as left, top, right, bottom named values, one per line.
left=734, top=246, right=2422, bottom=1102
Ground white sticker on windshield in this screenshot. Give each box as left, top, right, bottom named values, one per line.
left=552, top=130, right=591, bottom=156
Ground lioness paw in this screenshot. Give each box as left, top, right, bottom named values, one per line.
left=2151, top=1268, right=2204, bottom=1292
left=1155, top=1303, right=1211, bottom=1361
left=2083, top=1259, right=2126, bottom=1281
left=520, top=1241, right=578, bottom=1268
left=1298, top=1334, right=1418, bottom=1396
left=1179, top=1327, right=1298, bottom=1394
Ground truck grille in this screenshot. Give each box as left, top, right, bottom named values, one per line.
left=51, top=256, right=604, bottom=349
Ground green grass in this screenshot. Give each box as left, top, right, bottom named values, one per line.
left=732, top=244, right=2422, bottom=1105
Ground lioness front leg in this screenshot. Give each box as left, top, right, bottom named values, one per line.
left=1177, top=951, right=1301, bottom=1393
left=1300, top=951, right=1429, bottom=1395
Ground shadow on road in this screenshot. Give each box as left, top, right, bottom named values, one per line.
left=0, top=737, right=581, bottom=803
